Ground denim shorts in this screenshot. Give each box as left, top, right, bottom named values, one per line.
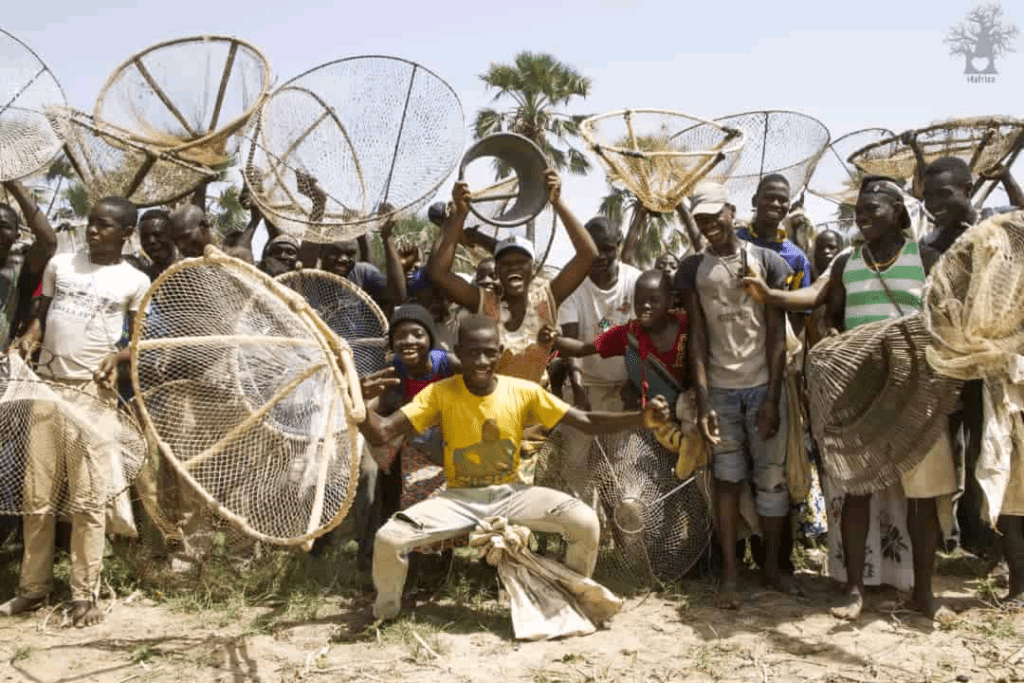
left=709, top=384, right=789, bottom=517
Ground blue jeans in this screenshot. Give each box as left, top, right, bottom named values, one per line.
left=709, top=384, right=789, bottom=517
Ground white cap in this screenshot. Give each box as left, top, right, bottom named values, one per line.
left=494, top=235, right=536, bottom=260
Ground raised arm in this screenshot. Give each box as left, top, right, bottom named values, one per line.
left=981, top=164, right=1024, bottom=209
left=740, top=271, right=831, bottom=311
left=552, top=334, right=597, bottom=358
left=548, top=170, right=599, bottom=306
left=3, top=180, right=56, bottom=277
left=676, top=204, right=704, bottom=253
left=379, top=206, right=408, bottom=304
left=427, top=182, right=481, bottom=311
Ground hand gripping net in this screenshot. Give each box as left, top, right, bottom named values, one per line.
left=581, top=109, right=745, bottom=214
left=243, top=56, right=464, bottom=242
left=48, top=107, right=218, bottom=207
left=695, top=110, right=831, bottom=210
left=0, top=355, right=146, bottom=516
left=0, top=28, right=66, bottom=181
left=93, top=35, right=271, bottom=168
left=534, top=427, right=712, bottom=591
left=275, top=269, right=389, bottom=377
left=849, top=117, right=1024, bottom=187
left=806, top=314, right=962, bottom=495
left=130, top=247, right=364, bottom=546
left=808, top=128, right=896, bottom=206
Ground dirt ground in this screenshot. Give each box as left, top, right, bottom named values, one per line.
left=0, top=542, right=1020, bottom=683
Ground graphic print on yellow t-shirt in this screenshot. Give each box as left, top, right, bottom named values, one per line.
left=400, top=375, right=570, bottom=488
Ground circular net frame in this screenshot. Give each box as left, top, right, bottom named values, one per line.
left=694, top=110, right=831, bottom=209
left=470, top=176, right=560, bottom=274
left=93, top=35, right=271, bottom=168
left=0, top=28, right=66, bottom=182
left=48, top=107, right=218, bottom=208
left=275, top=269, right=388, bottom=377
left=581, top=109, right=745, bottom=214
left=806, top=314, right=962, bottom=495
left=808, top=128, right=895, bottom=205
left=534, top=427, right=712, bottom=592
left=0, top=355, right=147, bottom=516
left=925, top=210, right=1024, bottom=382
left=243, top=56, right=464, bottom=242
left=130, top=247, right=364, bottom=546
left=849, top=117, right=1024, bottom=185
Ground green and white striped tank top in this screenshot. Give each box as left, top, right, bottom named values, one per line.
left=842, top=240, right=925, bottom=330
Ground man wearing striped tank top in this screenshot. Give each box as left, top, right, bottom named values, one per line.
left=823, top=176, right=953, bottom=622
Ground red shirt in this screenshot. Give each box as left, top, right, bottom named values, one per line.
left=593, top=312, right=689, bottom=387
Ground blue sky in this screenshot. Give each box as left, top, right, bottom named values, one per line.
left=5, top=0, right=1022, bottom=264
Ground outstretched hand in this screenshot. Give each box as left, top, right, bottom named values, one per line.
left=980, top=163, right=1010, bottom=181
left=642, top=395, right=672, bottom=428
left=360, top=367, right=400, bottom=401
left=739, top=271, right=769, bottom=300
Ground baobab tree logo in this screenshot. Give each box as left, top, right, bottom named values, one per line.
left=946, top=2, right=1019, bottom=82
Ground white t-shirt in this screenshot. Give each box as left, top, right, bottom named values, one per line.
left=557, top=263, right=641, bottom=386
left=38, top=253, right=150, bottom=381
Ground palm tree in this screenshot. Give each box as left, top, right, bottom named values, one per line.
left=599, top=186, right=683, bottom=268
left=44, top=155, right=89, bottom=219
left=474, top=52, right=592, bottom=242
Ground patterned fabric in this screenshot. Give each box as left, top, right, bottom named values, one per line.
left=842, top=240, right=926, bottom=329
left=479, top=281, right=557, bottom=384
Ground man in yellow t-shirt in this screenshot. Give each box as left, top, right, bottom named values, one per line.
left=361, top=314, right=671, bottom=621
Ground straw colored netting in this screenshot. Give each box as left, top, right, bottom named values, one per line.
left=130, top=247, right=364, bottom=545
left=0, top=28, right=66, bottom=181
left=534, top=427, right=712, bottom=590
left=243, top=56, right=464, bottom=242
left=808, top=128, right=895, bottom=206
left=925, top=210, right=1024, bottom=381
left=849, top=117, right=1024, bottom=183
left=695, top=110, right=830, bottom=209
left=275, top=269, right=388, bottom=377
left=0, top=354, right=146, bottom=516
left=581, top=109, right=745, bottom=214
left=806, top=314, right=962, bottom=495
left=94, top=35, right=271, bottom=168
left=49, top=107, right=218, bottom=207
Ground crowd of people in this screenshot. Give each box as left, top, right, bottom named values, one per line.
left=0, top=150, right=1021, bottom=634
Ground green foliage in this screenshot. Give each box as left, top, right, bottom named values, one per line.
left=598, top=185, right=683, bottom=268
left=208, top=184, right=248, bottom=240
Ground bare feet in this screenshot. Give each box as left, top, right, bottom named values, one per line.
left=762, top=572, right=803, bottom=596
left=906, top=593, right=955, bottom=624
left=831, top=586, right=864, bottom=621
left=70, top=600, right=103, bottom=627
left=0, top=596, right=46, bottom=616
left=716, top=580, right=742, bottom=610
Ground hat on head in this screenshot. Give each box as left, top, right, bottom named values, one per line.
left=262, top=234, right=300, bottom=260
left=494, top=235, right=536, bottom=260
left=859, top=175, right=905, bottom=202
left=389, top=304, right=439, bottom=350
left=689, top=182, right=730, bottom=216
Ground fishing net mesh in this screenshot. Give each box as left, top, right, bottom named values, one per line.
left=534, top=426, right=712, bottom=592
left=130, top=247, right=364, bottom=545
left=93, top=36, right=270, bottom=168
left=925, top=210, right=1024, bottom=381
left=0, top=29, right=66, bottom=181
left=275, top=269, right=389, bottom=377
left=0, top=355, right=146, bottom=516
left=806, top=314, right=962, bottom=494
left=582, top=110, right=745, bottom=214
left=243, top=57, right=464, bottom=242
left=697, top=111, right=830, bottom=209
left=849, top=118, right=1024, bottom=183
left=49, top=107, right=218, bottom=207
left=808, top=128, right=895, bottom=205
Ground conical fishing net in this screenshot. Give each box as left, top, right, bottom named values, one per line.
left=806, top=314, right=962, bottom=495
left=243, top=56, right=464, bottom=242
left=0, top=28, right=66, bottom=181
left=275, top=269, right=388, bottom=377
left=534, top=427, right=712, bottom=591
left=0, top=354, right=147, bottom=516
left=808, top=128, right=895, bottom=206
left=130, top=247, right=364, bottom=545
left=93, top=35, right=271, bottom=168
left=849, top=117, right=1024, bottom=185
left=925, top=210, right=1024, bottom=381
left=695, top=110, right=831, bottom=211
left=581, top=109, right=745, bottom=214
left=49, top=107, right=218, bottom=207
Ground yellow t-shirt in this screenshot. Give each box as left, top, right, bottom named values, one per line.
left=400, top=375, right=571, bottom=488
